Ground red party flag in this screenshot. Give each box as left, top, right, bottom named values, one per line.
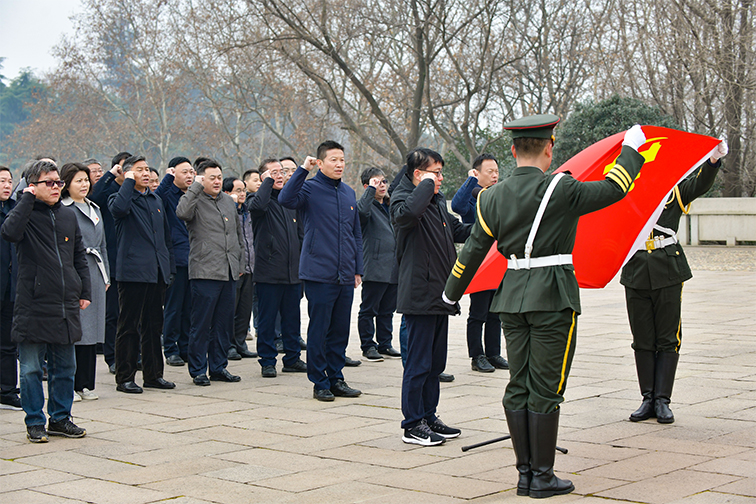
left=464, top=126, right=720, bottom=293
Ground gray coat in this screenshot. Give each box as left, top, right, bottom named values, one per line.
left=63, top=198, right=109, bottom=346
left=176, top=182, right=245, bottom=281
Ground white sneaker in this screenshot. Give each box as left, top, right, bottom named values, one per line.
left=79, top=388, right=98, bottom=401
left=73, top=391, right=82, bottom=402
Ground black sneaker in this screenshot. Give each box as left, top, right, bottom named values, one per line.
left=261, top=365, right=277, bottom=378
left=427, top=417, right=461, bottom=439
left=330, top=379, right=361, bottom=397
left=27, top=424, right=48, bottom=443
left=0, top=393, right=22, bottom=410
left=402, top=419, right=445, bottom=446
left=378, top=346, right=402, bottom=358
left=313, top=388, right=335, bottom=402
left=471, top=354, right=495, bottom=373
left=48, top=417, right=86, bottom=438
left=282, top=359, right=307, bottom=373
left=362, top=347, right=384, bottom=362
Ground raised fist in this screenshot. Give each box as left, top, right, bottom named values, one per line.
left=124, top=170, right=135, bottom=180
left=622, top=124, right=646, bottom=151
left=23, top=185, right=36, bottom=196
left=303, top=156, right=318, bottom=172
left=711, top=136, right=729, bottom=161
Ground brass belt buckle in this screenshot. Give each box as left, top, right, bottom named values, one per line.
left=645, top=239, right=655, bottom=251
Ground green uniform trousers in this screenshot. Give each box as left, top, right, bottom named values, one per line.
left=500, top=309, right=577, bottom=413
left=625, top=283, right=683, bottom=354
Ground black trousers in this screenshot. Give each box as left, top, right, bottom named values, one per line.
left=466, top=289, right=502, bottom=358
left=625, top=283, right=684, bottom=353
left=103, top=278, right=119, bottom=367
left=74, top=344, right=97, bottom=391
left=163, top=266, right=191, bottom=359
left=232, top=273, right=254, bottom=353
left=115, top=280, right=166, bottom=384
left=357, top=281, right=397, bottom=352
left=0, top=300, right=17, bottom=395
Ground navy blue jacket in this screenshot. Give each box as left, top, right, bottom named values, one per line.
left=279, top=167, right=363, bottom=285
left=450, top=176, right=479, bottom=224
left=89, top=172, right=121, bottom=277
left=154, top=174, right=190, bottom=267
left=0, top=198, right=17, bottom=302
left=108, top=179, right=175, bottom=284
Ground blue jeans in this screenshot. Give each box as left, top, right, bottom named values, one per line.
left=19, top=342, right=76, bottom=427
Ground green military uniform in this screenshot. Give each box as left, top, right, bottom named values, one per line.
left=445, top=114, right=645, bottom=498
left=620, top=158, right=720, bottom=423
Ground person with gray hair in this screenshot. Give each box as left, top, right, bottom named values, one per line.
left=83, top=158, right=104, bottom=185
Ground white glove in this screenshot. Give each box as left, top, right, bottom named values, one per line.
left=622, top=124, right=646, bottom=151
left=442, top=292, right=456, bottom=305
left=711, top=136, right=729, bottom=160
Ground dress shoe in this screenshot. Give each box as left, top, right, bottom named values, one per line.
left=108, top=363, right=116, bottom=374
left=438, top=373, right=455, bottom=382
left=239, top=349, right=258, bottom=358
left=116, top=381, right=143, bottom=394
left=330, top=379, right=361, bottom=397
left=193, top=375, right=211, bottom=386
left=275, top=338, right=284, bottom=354
left=344, top=356, right=362, bottom=367
left=227, top=348, right=242, bottom=361
left=378, top=346, right=402, bottom=358
left=209, top=369, right=241, bottom=382
left=487, top=355, right=509, bottom=369
left=298, top=336, right=307, bottom=350
left=143, top=378, right=176, bottom=389
left=313, top=388, right=335, bottom=402
left=282, top=359, right=307, bottom=373
left=362, top=347, right=384, bottom=362
left=472, top=354, right=495, bottom=372
left=165, top=354, right=185, bottom=366
left=261, top=365, right=277, bottom=378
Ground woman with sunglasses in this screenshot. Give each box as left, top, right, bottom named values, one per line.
left=60, top=163, right=109, bottom=402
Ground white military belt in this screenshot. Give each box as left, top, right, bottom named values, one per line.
left=643, top=235, right=678, bottom=251
left=508, top=254, right=573, bottom=270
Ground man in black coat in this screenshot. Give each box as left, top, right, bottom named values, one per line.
left=0, top=166, right=20, bottom=410
left=390, top=148, right=471, bottom=446
left=248, top=159, right=306, bottom=377
left=108, top=155, right=176, bottom=394
left=1, top=160, right=91, bottom=442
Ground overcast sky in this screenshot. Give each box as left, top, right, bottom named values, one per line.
left=0, top=0, right=81, bottom=81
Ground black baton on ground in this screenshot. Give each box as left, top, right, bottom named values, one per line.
left=461, top=435, right=568, bottom=454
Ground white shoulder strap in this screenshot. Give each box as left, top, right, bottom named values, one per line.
left=524, top=173, right=565, bottom=259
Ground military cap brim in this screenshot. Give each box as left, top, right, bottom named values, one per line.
left=503, top=114, right=561, bottom=139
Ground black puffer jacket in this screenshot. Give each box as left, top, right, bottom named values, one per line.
left=1, top=192, right=91, bottom=344
left=390, top=173, right=470, bottom=315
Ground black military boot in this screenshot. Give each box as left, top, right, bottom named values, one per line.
left=528, top=410, right=574, bottom=498
left=654, top=352, right=679, bottom=424
left=630, top=350, right=656, bottom=422
left=504, top=409, right=531, bottom=496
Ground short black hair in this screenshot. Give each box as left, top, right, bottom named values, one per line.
left=122, top=155, right=146, bottom=172
left=60, top=162, right=91, bottom=199
left=0, top=166, right=12, bottom=177
left=472, top=153, right=498, bottom=171
left=279, top=156, right=297, bottom=165
left=196, top=159, right=221, bottom=175
left=406, top=148, right=444, bottom=173
left=222, top=176, right=242, bottom=193
left=513, top=137, right=551, bottom=157
left=258, top=158, right=280, bottom=172
left=168, top=156, right=191, bottom=168
left=317, top=140, right=345, bottom=160
left=112, top=151, right=131, bottom=168
left=25, top=160, right=58, bottom=184
left=360, top=167, right=385, bottom=186
left=193, top=156, right=209, bottom=169
left=149, top=167, right=159, bottom=176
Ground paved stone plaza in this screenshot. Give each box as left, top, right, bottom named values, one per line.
left=1, top=246, right=755, bottom=503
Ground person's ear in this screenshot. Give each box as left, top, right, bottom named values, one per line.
left=511, top=145, right=517, bottom=159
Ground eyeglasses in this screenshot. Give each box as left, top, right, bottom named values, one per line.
left=377, top=179, right=388, bottom=185
left=419, top=169, right=443, bottom=178
left=33, top=180, right=65, bottom=188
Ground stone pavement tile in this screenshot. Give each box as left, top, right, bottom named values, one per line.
left=322, top=403, right=403, bottom=421
left=182, top=425, right=293, bottom=448
left=233, top=413, right=382, bottom=437
left=254, top=461, right=393, bottom=493
left=721, top=407, right=756, bottom=422
left=1, top=489, right=85, bottom=503
left=143, top=474, right=290, bottom=503
left=315, top=443, right=449, bottom=469
left=279, top=480, right=466, bottom=504
left=595, top=469, right=741, bottom=504
left=155, top=498, right=216, bottom=504
left=554, top=440, right=647, bottom=462
left=0, top=458, right=37, bottom=475
left=362, top=467, right=510, bottom=499
left=690, top=457, right=756, bottom=478
left=560, top=420, right=666, bottom=444
left=135, top=411, right=253, bottom=433
left=241, top=404, right=349, bottom=423
left=714, top=477, right=756, bottom=498
left=214, top=447, right=343, bottom=472
left=559, top=472, right=629, bottom=496
left=0, top=436, right=73, bottom=460
left=415, top=447, right=515, bottom=477
left=616, top=433, right=750, bottom=458
left=89, top=425, right=196, bottom=448
left=14, top=451, right=138, bottom=478
left=118, top=440, right=246, bottom=466
left=674, top=398, right=756, bottom=419
left=118, top=399, right=249, bottom=420
left=103, top=455, right=240, bottom=485
left=202, top=463, right=293, bottom=483
left=580, top=450, right=711, bottom=481
left=0, top=468, right=81, bottom=492
left=36, top=478, right=176, bottom=504
left=668, top=492, right=756, bottom=504
left=266, top=426, right=390, bottom=454
left=661, top=417, right=756, bottom=442
left=74, top=406, right=175, bottom=427
left=730, top=449, right=756, bottom=461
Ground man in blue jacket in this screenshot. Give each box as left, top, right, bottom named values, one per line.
left=279, top=141, right=364, bottom=401
left=108, top=155, right=176, bottom=394
left=155, top=156, right=194, bottom=366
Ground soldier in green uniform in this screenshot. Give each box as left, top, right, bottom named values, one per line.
left=622, top=139, right=728, bottom=424
left=444, top=115, right=647, bottom=498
